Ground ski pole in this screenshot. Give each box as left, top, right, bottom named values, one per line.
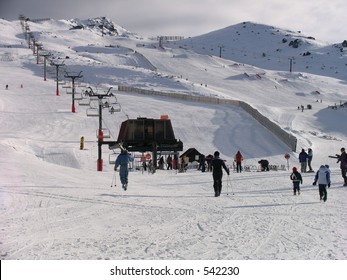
left=111, top=172, right=116, bottom=187
left=226, top=176, right=229, bottom=195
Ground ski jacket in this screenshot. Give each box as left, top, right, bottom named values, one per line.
left=314, top=165, right=331, bottom=185
left=337, top=151, right=347, bottom=169
left=235, top=152, right=243, bottom=163
left=290, top=171, right=303, bottom=184
left=211, top=156, right=230, bottom=176
left=299, top=151, right=308, bottom=162
left=307, top=149, right=313, bottom=160
left=115, top=153, right=133, bottom=169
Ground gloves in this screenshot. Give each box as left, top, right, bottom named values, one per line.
left=227, top=168, right=230, bottom=176
left=328, top=183, right=330, bottom=188
left=312, top=181, right=316, bottom=186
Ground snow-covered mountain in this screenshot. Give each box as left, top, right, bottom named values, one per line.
left=0, top=17, right=346, bottom=260
left=169, top=21, right=347, bottom=81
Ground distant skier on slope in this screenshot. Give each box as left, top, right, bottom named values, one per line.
left=211, top=151, right=230, bottom=197
left=234, top=150, right=243, bottom=173
left=115, top=149, right=134, bottom=191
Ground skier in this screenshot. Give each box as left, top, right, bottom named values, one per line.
left=234, top=151, right=243, bottom=173
left=313, top=165, right=331, bottom=202
left=290, top=167, right=303, bottom=195
left=298, top=149, right=308, bottom=173
left=336, top=147, right=347, bottom=186
left=115, top=149, right=134, bottom=191
left=211, top=151, right=230, bottom=197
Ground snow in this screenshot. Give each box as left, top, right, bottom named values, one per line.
left=0, top=18, right=346, bottom=261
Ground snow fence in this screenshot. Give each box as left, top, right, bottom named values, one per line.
left=117, top=85, right=297, bottom=152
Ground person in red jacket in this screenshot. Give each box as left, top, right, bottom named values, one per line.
left=234, top=151, right=244, bottom=173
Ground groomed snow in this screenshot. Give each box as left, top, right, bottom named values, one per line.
left=0, top=18, right=346, bottom=260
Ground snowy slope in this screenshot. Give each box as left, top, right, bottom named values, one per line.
left=0, top=18, right=346, bottom=260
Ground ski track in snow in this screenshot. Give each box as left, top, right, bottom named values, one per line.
left=0, top=19, right=347, bottom=260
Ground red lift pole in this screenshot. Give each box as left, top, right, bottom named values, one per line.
left=51, top=61, right=65, bottom=96
left=64, top=71, right=83, bottom=113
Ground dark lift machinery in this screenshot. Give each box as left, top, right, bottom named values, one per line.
left=105, top=117, right=183, bottom=169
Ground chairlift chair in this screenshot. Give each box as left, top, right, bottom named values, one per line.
left=86, top=108, right=99, bottom=117
left=78, top=98, right=91, bottom=106
left=109, top=103, right=121, bottom=114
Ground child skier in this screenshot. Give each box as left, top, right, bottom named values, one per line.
left=290, top=167, right=303, bottom=195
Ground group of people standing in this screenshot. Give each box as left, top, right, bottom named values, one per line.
left=290, top=147, right=347, bottom=202
left=298, top=148, right=313, bottom=173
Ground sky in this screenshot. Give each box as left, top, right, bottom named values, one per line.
left=1, top=0, right=346, bottom=43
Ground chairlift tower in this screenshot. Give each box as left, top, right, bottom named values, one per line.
left=86, top=86, right=114, bottom=171
left=34, top=42, right=43, bottom=64
left=40, top=52, right=51, bottom=81
left=64, top=71, right=83, bottom=113
left=51, top=60, right=65, bottom=96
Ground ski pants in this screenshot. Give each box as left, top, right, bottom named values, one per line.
left=341, top=167, right=347, bottom=185
left=300, top=161, right=307, bottom=173
left=236, top=162, right=242, bottom=173
left=293, top=182, right=300, bottom=194
left=319, top=184, right=327, bottom=201
left=213, top=172, right=223, bottom=196
left=119, top=166, right=129, bottom=185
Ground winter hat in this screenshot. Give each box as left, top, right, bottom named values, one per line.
left=292, top=167, right=297, bottom=172
left=214, top=151, right=220, bottom=157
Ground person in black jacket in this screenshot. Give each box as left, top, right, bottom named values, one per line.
left=211, top=151, right=230, bottom=197
left=290, top=167, right=303, bottom=195
left=337, top=147, right=347, bottom=186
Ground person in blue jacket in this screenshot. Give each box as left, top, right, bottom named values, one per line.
left=298, top=149, right=308, bottom=173
left=115, top=149, right=134, bottom=191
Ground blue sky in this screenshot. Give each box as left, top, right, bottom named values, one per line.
left=1, top=0, right=346, bottom=43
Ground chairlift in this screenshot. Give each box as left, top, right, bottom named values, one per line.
left=73, top=93, right=83, bottom=100
left=86, top=108, right=99, bottom=117
left=78, top=98, right=90, bottom=106
left=109, top=103, right=121, bottom=114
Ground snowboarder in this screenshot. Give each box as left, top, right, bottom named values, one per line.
left=336, top=147, right=347, bottom=186
left=211, top=151, right=230, bottom=197
left=234, top=151, right=243, bottom=173
left=298, top=149, right=308, bottom=173
left=313, top=165, right=331, bottom=202
left=290, top=167, right=303, bottom=195
left=115, top=149, right=134, bottom=191
left=307, top=148, right=313, bottom=172
left=258, top=159, right=269, bottom=171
